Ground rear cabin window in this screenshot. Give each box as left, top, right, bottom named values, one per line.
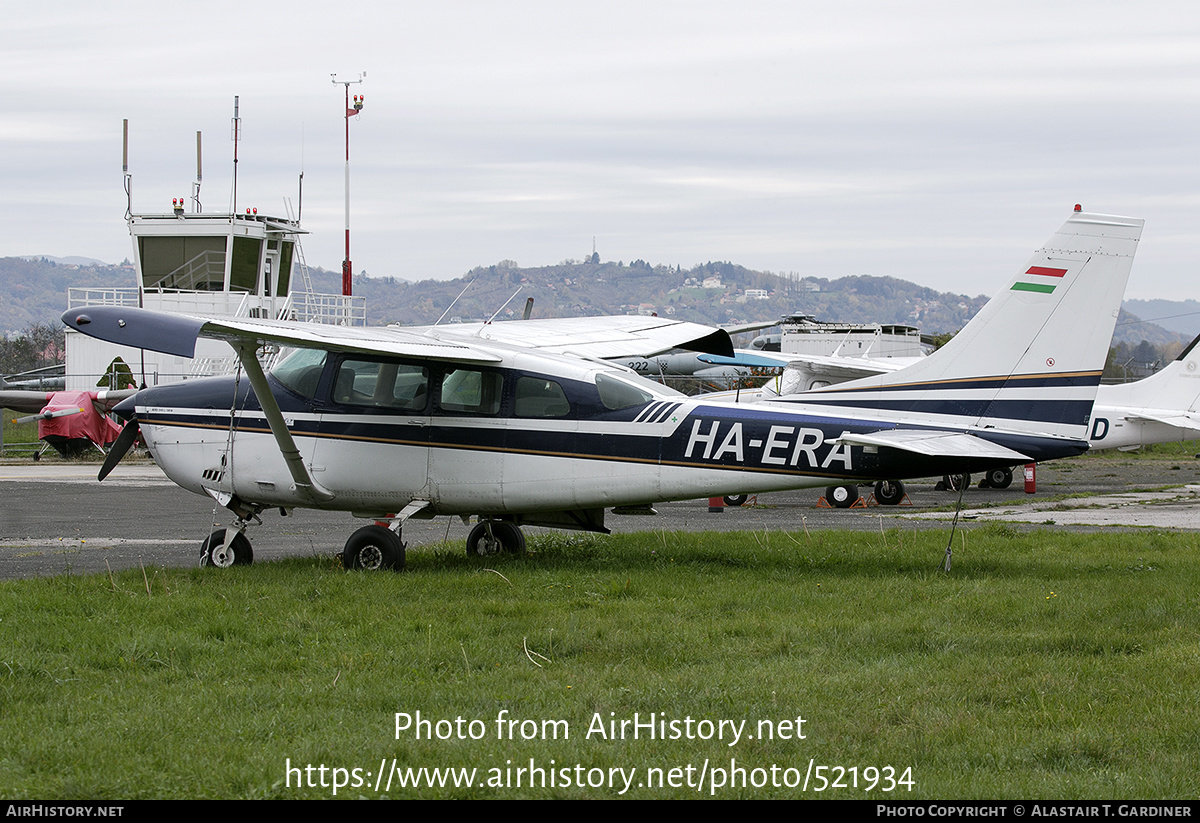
left=439, top=368, right=503, bottom=415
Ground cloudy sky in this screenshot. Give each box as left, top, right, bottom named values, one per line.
left=4, top=1, right=1200, bottom=301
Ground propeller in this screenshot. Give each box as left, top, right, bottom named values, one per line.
left=12, top=406, right=84, bottom=424
left=98, top=418, right=140, bottom=482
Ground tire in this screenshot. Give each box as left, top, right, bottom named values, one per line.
left=466, top=521, right=526, bottom=556
left=343, top=525, right=405, bottom=571
left=828, top=484, right=860, bottom=509
left=200, top=529, right=253, bottom=567
left=986, top=468, right=1013, bottom=489
left=874, top=480, right=905, bottom=506
left=723, top=494, right=748, bottom=507
left=943, top=473, right=970, bottom=492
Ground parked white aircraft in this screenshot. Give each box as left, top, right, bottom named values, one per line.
left=62, top=208, right=1141, bottom=569
left=1088, top=335, right=1200, bottom=450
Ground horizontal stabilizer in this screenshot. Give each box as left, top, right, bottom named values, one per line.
left=834, top=429, right=1031, bottom=461
left=1125, top=411, right=1200, bottom=431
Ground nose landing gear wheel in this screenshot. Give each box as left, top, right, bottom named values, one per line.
left=200, top=529, right=253, bottom=567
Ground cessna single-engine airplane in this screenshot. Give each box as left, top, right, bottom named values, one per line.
left=62, top=207, right=1141, bottom=570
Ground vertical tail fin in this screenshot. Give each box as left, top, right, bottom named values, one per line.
left=790, top=208, right=1144, bottom=440
left=1096, top=332, right=1200, bottom=419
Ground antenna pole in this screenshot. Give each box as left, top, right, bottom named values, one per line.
left=122, top=119, right=132, bottom=220
left=231, top=96, right=240, bottom=214
left=332, top=72, right=365, bottom=297
left=192, top=131, right=203, bottom=213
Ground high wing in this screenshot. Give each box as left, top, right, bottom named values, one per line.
left=61, top=310, right=733, bottom=364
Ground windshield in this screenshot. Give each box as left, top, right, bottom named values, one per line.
left=595, top=371, right=682, bottom=411
left=271, top=348, right=328, bottom=398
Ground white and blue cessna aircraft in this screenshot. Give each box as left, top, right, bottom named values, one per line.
left=62, top=207, right=1142, bottom=570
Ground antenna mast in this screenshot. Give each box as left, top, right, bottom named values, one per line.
left=230, top=96, right=241, bottom=214
left=122, top=119, right=132, bottom=220
left=192, top=131, right=203, bottom=213
left=331, top=72, right=365, bottom=297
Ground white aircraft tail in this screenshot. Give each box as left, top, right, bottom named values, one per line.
left=1097, top=333, right=1200, bottom=416
left=787, top=208, right=1144, bottom=441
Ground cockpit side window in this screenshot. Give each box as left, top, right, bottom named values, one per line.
left=271, top=348, right=328, bottom=399
left=515, top=376, right=570, bottom=418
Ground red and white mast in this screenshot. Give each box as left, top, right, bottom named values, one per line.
left=331, top=72, right=365, bottom=297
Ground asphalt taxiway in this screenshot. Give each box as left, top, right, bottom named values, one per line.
left=1, top=453, right=1198, bottom=579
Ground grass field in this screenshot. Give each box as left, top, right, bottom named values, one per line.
left=1, top=525, right=1198, bottom=799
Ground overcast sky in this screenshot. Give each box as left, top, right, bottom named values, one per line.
left=4, top=1, right=1200, bottom=301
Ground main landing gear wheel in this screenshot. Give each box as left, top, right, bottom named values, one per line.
left=873, top=480, right=905, bottom=506
left=200, top=529, right=253, bottom=567
left=723, top=494, right=748, bottom=507
left=466, top=521, right=526, bottom=556
left=343, top=525, right=405, bottom=571
left=942, top=473, right=970, bottom=492
left=825, top=484, right=860, bottom=509
left=983, top=468, right=1014, bottom=489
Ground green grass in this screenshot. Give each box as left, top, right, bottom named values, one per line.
left=0, top=417, right=40, bottom=456
left=1, top=527, right=1199, bottom=799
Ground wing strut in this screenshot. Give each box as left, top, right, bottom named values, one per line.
left=233, top=342, right=335, bottom=503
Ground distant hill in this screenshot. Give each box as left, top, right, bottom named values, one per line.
left=0, top=257, right=137, bottom=333
left=307, top=260, right=994, bottom=336
left=0, top=255, right=1188, bottom=350
left=1122, top=299, right=1200, bottom=340
left=20, top=255, right=112, bottom=268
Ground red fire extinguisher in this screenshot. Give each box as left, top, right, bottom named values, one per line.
left=1024, top=463, right=1036, bottom=494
